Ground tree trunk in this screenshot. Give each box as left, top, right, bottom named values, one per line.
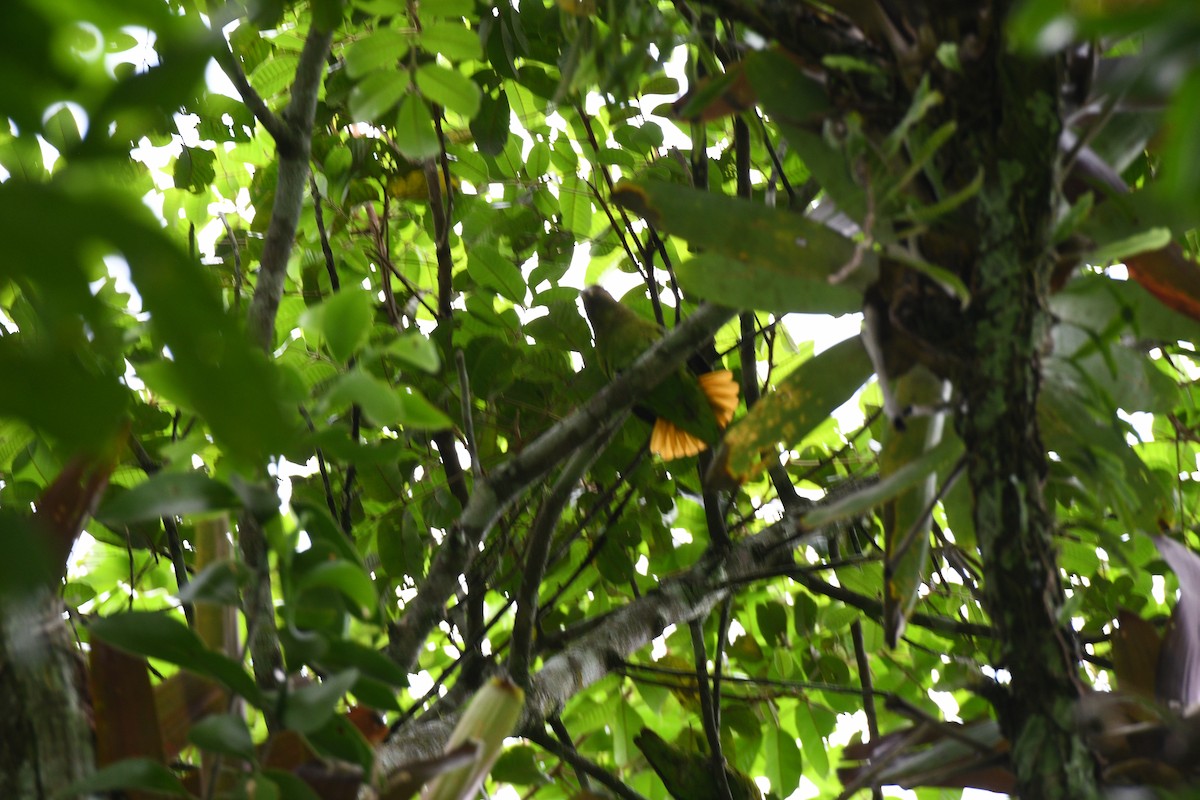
left=955, top=27, right=1101, bottom=800
left=0, top=592, right=94, bottom=798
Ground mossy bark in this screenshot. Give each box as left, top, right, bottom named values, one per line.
left=0, top=593, right=94, bottom=798
left=952, top=23, right=1101, bottom=800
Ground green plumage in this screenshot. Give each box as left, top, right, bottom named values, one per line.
left=581, top=286, right=723, bottom=446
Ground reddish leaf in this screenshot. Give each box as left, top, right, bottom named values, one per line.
left=1126, top=244, right=1200, bottom=323
left=89, top=640, right=166, bottom=800
left=1111, top=608, right=1163, bottom=700
left=1064, top=143, right=1200, bottom=322
left=346, top=705, right=389, bottom=745
left=36, top=438, right=123, bottom=579
left=153, top=671, right=226, bottom=760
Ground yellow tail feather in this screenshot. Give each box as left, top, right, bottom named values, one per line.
left=650, top=370, right=740, bottom=460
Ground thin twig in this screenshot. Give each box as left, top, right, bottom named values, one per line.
left=310, top=173, right=340, bottom=291
left=455, top=350, right=482, bottom=481
left=129, top=437, right=193, bottom=628
left=217, top=211, right=243, bottom=313
left=510, top=421, right=624, bottom=685
left=548, top=715, right=590, bottom=790
left=385, top=303, right=737, bottom=672
left=299, top=405, right=341, bottom=523
left=689, top=618, right=734, bottom=800
left=793, top=568, right=992, bottom=639
left=528, top=730, right=651, bottom=800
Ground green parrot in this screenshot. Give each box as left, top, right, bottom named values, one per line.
left=581, top=286, right=738, bottom=460
left=634, top=729, right=763, bottom=800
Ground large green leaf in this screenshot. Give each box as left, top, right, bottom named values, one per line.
left=612, top=179, right=874, bottom=313
left=0, top=182, right=295, bottom=465
left=716, top=336, right=874, bottom=482
left=881, top=365, right=951, bottom=647
left=344, top=29, right=410, bottom=78
left=280, top=669, right=360, bottom=734
left=96, top=472, right=256, bottom=526
left=89, top=611, right=263, bottom=707
left=295, top=560, right=378, bottom=616
left=560, top=174, right=593, bottom=237
left=349, top=70, right=410, bottom=122
left=59, top=758, right=189, bottom=798
left=416, top=63, right=482, bottom=117
left=394, top=94, right=440, bottom=159
left=188, top=713, right=256, bottom=761
left=418, top=21, right=482, bottom=60
left=803, top=435, right=964, bottom=529
left=468, top=244, right=526, bottom=302
left=323, top=370, right=453, bottom=430
left=300, top=287, right=374, bottom=362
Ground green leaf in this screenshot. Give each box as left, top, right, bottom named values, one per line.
left=325, top=370, right=452, bottom=430
left=177, top=559, right=248, bottom=606
left=719, top=336, right=874, bottom=482
left=491, top=746, right=548, bottom=785
left=422, top=0, right=473, bottom=13
left=416, top=63, right=482, bottom=117
left=0, top=181, right=298, bottom=465
left=42, top=105, right=82, bottom=154
left=394, top=94, right=440, bottom=159
left=324, top=370, right=403, bottom=425
left=260, top=770, right=324, bottom=800
left=396, top=386, right=455, bottom=429
left=756, top=600, right=789, bottom=646
left=763, top=725, right=803, bottom=798
left=301, top=288, right=374, bottom=362
left=189, top=713, right=256, bottom=761
left=613, top=179, right=874, bottom=310
left=296, top=560, right=378, bottom=615
left=349, top=71, right=409, bottom=123
left=1089, top=227, right=1173, bottom=266
left=59, top=758, right=188, bottom=797
left=527, top=141, right=550, bottom=178
left=172, top=146, right=216, bottom=193
left=418, top=22, right=482, bottom=60
left=881, top=366, right=951, bottom=646
left=318, top=638, right=409, bottom=687
left=794, top=702, right=830, bottom=778
left=468, top=244, right=525, bottom=302
left=281, top=669, right=360, bottom=734
left=0, top=339, right=128, bottom=453
left=803, top=435, right=964, bottom=529
left=386, top=331, right=441, bottom=372
left=344, top=29, right=409, bottom=78
left=560, top=174, right=592, bottom=236
left=96, top=472, right=242, bottom=526
left=89, top=611, right=263, bottom=706
left=470, top=89, right=511, bottom=156
left=679, top=252, right=863, bottom=316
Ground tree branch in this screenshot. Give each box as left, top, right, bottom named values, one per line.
left=210, top=33, right=289, bottom=145
left=690, top=618, right=734, bottom=800
left=377, top=500, right=809, bottom=776
left=528, top=729, right=651, bottom=800
left=245, top=21, right=335, bottom=350
left=237, top=15, right=334, bottom=699
left=510, top=424, right=620, bottom=685
left=384, top=302, right=737, bottom=672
